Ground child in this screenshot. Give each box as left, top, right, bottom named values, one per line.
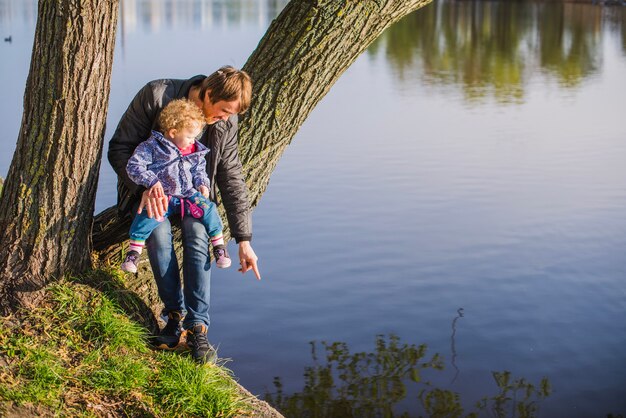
left=121, top=99, right=231, bottom=273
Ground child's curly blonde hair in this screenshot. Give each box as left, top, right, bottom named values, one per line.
left=158, top=99, right=205, bottom=133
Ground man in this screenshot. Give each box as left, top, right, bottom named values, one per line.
left=108, top=66, right=260, bottom=363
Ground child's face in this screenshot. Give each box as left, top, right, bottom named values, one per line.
left=166, top=122, right=202, bottom=149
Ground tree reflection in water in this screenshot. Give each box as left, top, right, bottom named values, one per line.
left=368, top=0, right=625, bottom=103
left=265, top=333, right=550, bottom=418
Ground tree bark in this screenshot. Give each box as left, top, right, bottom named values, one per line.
left=239, top=0, right=432, bottom=207
left=0, top=0, right=119, bottom=313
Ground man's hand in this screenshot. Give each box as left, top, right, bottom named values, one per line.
left=138, top=184, right=168, bottom=219
left=238, top=240, right=261, bottom=280
left=148, top=181, right=165, bottom=198
left=198, top=185, right=210, bottom=198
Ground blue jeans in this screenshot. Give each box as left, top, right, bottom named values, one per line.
left=129, top=193, right=223, bottom=242
left=131, top=194, right=220, bottom=329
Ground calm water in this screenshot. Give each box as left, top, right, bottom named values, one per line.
left=1, top=1, right=625, bottom=416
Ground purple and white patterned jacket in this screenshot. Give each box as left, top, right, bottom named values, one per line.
left=126, top=130, right=210, bottom=198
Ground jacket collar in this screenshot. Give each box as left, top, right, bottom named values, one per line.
left=151, top=130, right=174, bottom=150
left=179, top=75, right=206, bottom=99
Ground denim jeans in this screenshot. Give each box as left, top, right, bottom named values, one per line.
left=132, top=198, right=213, bottom=330
left=129, top=193, right=223, bottom=242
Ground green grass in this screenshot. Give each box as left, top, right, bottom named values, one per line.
left=153, top=353, right=245, bottom=418
left=0, top=269, right=251, bottom=417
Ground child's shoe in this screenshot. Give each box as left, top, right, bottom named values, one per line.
left=121, top=250, right=140, bottom=273
left=213, top=246, right=231, bottom=269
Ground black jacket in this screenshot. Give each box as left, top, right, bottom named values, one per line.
left=107, top=76, right=252, bottom=242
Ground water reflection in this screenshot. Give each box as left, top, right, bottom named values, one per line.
left=265, top=334, right=551, bottom=418
left=0, top=0, right=289, bottom=31
left=122, top=0, right=289, bottom=32
left=3, top=0, right=623, bottom=95
left=370, top=1, right=626, bottom=102
left=450, top=308, right=464, bottom=384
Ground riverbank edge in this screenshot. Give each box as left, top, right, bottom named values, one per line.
left=0, top=270, right=284, bottom=418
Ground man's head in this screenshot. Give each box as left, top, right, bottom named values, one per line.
left=198, top=66, right=252, bottom=124
left=159, top=99, right=205, bottom=149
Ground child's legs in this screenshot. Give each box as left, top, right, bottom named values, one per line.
left=129, top=212, right=164, bottom=245
left=190, top=193, right=224, bottom=239
left=129, top=199, right=181, bottom=248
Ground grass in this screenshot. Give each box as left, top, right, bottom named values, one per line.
left=0, top=268, right=252, bottom=417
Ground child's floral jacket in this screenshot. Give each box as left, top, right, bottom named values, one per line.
left=126, top=130, right=210, bottom=198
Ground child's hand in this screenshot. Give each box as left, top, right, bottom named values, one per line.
left=149, top=181, right=165, bottom=199
left=198, top=185, right=210, bottom=198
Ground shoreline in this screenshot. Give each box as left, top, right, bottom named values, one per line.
left=233, top=381, right=285, bottom=418
left=0, top=273, right=285, bottom=417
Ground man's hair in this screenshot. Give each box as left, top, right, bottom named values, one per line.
left=199, top=66, right=252, bottom=114
left=158, top=99, right=205, bottom=132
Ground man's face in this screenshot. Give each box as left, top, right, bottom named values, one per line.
left=202, top=95, right=240, bottom=125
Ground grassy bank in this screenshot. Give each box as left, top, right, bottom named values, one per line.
left=0, top=268, right=264, bottom=417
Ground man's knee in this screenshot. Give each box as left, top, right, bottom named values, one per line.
left=181, top=218, right=209, bottom=249
left=146, top=218, right=173, bottom=250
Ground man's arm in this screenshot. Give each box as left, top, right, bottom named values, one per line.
left=108, top=83, right=160, bottom=196
left=215, top=117, right=252, bottom=243
left=215, top=117, right=260, bottom=279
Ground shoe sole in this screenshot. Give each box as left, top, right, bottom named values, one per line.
left=152, top=330, right=186, bottom=351
left=216, top=260, right=231, bottom=268
left=154, top=342, right=182, bottom=351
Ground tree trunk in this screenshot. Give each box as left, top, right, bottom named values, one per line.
left=0, top=0, right=119, bottom=313
left=239, top=0, right=432, bottom=207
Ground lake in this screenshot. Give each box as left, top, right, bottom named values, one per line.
left=1, top=1, right=625, bottom=416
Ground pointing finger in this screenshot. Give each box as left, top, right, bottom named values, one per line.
left=250, top=260, right=261, bottom=281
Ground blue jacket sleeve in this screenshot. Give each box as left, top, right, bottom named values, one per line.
left=126, top=141, right=159, bottom=189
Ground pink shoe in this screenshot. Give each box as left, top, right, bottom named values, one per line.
left=121, top=250, right=140, bottom=273
left=213, top=247, right=231, bottom=269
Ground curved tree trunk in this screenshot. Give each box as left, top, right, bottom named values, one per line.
left=94, top=0, right=432, bottom=313
left=0, top=0, right=119, bottom=313
left=240, top=0, right=432, bottom=206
